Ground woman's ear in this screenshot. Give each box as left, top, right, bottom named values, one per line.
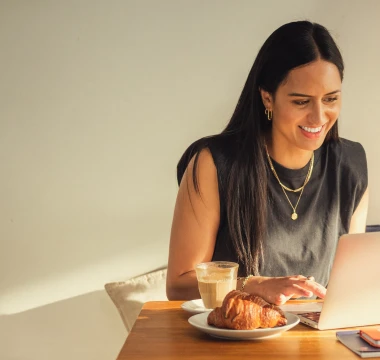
left=259, top=88, right=273, bottom=110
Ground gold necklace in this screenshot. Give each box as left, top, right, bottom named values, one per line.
left=266, top=152, right=313, bottom=193
left=265, top=145, right=314, bottom=220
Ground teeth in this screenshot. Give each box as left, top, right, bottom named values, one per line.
left=300, top=125, right=322, bottom=133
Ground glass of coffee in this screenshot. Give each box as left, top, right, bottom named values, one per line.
left=195, top=261, right=239, bottom=309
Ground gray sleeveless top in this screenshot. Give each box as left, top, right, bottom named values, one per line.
left=208, top=138, right=368, bottom=286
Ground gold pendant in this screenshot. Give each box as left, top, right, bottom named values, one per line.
left=291, top=212, right=298, bottom=220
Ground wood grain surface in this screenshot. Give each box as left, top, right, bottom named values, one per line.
left=116, top=300, right=363, bottom=360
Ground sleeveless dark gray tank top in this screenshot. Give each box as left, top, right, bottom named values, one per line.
left=207, top=137, right=368, bottom=286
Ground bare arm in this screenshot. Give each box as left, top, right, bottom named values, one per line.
left=166, top=149, right=220, bottom=300
left=349, top=187, right=369, bottom=234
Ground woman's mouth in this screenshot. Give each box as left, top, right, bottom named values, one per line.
left=299, top=124, right=325, bottom=138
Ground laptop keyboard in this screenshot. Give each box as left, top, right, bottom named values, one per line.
left=299, top=312, right=321, bottom=322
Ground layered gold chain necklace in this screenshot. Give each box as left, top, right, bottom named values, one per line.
left=265, top=144, right=314, bottom=220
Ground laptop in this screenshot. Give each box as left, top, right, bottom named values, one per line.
left=296, top=231, right=380, bottom=330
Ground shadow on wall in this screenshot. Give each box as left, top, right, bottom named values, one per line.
left=0, top=290, right=126, bottom=360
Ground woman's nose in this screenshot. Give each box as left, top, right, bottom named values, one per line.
left=309, top=103, right=326, bottom=125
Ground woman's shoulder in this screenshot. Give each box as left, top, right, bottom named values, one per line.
left=207, top=134, right=240, bottom=161
left=326, top=137, right=366, bottom=162
left=325, top=138, right=368, bottom=182
left=204, top=135, right=241, bottom=183
left=177, top=134, right=238, bottom=185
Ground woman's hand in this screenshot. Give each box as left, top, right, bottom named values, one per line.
left=243, top=275, right=326, bottom=305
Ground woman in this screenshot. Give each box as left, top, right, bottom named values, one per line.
left=166, top=21, right=369, bottom=305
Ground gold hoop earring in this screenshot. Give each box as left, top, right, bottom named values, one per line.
left=265, top=108, right=273, bottom=121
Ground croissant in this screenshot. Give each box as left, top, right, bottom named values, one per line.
left=207, top=290, right=287, bottom=330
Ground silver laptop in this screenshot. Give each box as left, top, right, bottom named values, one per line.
left=297, top=231, right=380, bottom=330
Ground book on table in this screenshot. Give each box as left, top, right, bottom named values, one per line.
left=360, top=329, right=380, bottom=348
left=336, top=330, right=380, bottom=358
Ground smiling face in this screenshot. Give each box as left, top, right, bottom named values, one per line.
left=261, top=59, right=342, bottom=160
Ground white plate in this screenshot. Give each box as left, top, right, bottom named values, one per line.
left=181, top=299, right=212, bottom=314
left=188, top=311, right=300, bottom=340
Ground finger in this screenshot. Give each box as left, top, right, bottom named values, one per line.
left=291, top=275, right=315, bottom=281
left=301, top=281, right=327, bottom=299
left=289, top=275, right=307, bottom=281
left=280, top=283, right=313, bottom=298
left=271, top=293, right=292, bottom=305
left=291, top=284, right=313, bottom=297
left=289, top=275, right=315, bottom=283
left=311, top=284, right=326, bottom=299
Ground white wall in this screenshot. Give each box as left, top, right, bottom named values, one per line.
left=0, top=1, right=379, bottom=359
left=314, top=0, right=380, bottom=225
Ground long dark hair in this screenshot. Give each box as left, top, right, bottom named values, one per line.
left=177, top=21, right=344, bottom=276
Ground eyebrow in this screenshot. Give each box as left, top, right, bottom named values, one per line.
left=288, top=90, right=341, bottom=97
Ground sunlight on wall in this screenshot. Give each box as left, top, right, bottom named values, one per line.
left=0, top=238, right=167, bottom=314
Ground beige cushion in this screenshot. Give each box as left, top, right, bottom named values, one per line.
left=104, top=268, right=167, bottom=331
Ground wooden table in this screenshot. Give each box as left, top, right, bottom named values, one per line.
left=116, top=300, right=363, bottom=359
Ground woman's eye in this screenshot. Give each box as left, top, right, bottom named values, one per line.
left=293, top=100, right=309, bottom=106
left=324, top=97, right=338, bottom=103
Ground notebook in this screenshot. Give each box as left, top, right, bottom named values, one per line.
left=336, top=330, right=380, bottom=358
left=297, top=231, right=380, bottom=330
